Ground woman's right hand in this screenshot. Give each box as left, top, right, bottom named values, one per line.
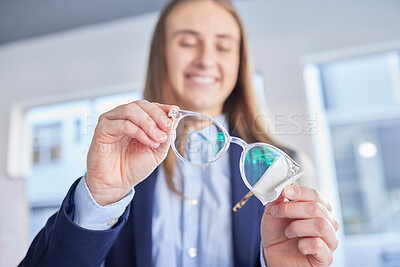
left=85, top=100, right=177, bottom=206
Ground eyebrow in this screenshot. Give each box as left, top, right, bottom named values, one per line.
left=172, top=29, right=237, bottom=41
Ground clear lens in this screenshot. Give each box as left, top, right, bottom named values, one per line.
left=173, top=115, right=226, bottom=165
left=244, top=145, right=289, bottom=188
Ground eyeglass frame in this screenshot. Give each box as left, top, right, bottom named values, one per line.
left=167, top=108, right=302, bottom=212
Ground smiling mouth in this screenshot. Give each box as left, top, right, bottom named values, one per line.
left=185, top=74, right=219, bottom=86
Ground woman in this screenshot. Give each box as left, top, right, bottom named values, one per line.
left=20, top=0, right=339, bottom=266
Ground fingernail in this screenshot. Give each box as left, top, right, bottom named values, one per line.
left=285, top=227, right=293, bottom=238
left=155, top=130, right=167, bottom=141
left=160, top=115, right=172, bottom=129
left=164, top=118, right=172, bottom=128
left=286, top=187, right=295, bottom=197
left=171, top=105, right=180, bottom=110
left=270, top=205, right=278, bottom=216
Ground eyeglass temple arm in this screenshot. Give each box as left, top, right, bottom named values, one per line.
left=233, top=191, right=254, bottom=212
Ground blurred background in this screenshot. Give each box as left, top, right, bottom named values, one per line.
left=1, top=0, right=400, bottom=266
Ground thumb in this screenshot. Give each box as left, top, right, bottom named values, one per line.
left=264, top=193, right=286, bottom=214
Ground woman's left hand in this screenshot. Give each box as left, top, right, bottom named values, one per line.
left=261, top=185, right=339, bottom=267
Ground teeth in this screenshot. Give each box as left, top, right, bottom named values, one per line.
left=192, top=76, right=215, bottom=84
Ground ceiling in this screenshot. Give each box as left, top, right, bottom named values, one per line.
left=0, top=0, right=169, bottom=46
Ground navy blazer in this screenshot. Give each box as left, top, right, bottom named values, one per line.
left=20, top=142, right=265, bottom=267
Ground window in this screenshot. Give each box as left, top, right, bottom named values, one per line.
left=253, top=72, right=266, bottom=105
left=304, top=50, right=400, bottom=267
left=320, top=52, right=400, bottom=236
left=32, top=123, right=62, bottom=165
left=75, top=117, right=82, bottom=142
left=331, top=119, right=400, bottom=235
left=26, top=91, right=142, bottom=240
left=321, top=52, right=400, bottom=113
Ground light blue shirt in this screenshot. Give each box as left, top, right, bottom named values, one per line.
left=73, top=115, right=267, bottom=267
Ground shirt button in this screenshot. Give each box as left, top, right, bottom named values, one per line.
left=107, top=218, right=118, bottom=226
left=187, top=247, right=197, bottom=258
left=188, top=198, right=198, bottom=206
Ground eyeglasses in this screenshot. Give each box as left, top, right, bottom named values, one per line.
left=167, top=109, right=304, bottom=212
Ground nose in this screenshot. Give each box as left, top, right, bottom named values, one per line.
left=195, top=41, right=217, bottom=69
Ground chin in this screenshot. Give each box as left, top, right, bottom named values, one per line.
left=175, top=87, right=225, bottom=113
left=187, top=100, right=223, bottom=115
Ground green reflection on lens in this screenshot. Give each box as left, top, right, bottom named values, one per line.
left=217, top=132, right=225, bottom=142
left=244, top=146, right=280, bottom=186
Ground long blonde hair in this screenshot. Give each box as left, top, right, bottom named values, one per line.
left=143, top=0, right=294, bottom=195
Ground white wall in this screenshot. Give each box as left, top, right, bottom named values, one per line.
left=0, top=175, right=29, bottom=267
left=1, top=0, right=400, bottom=265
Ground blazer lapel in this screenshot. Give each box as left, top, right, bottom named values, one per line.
left=229, top=133, right=263, bottom=267
left=105, top=169, right=157, bottom=267
left=132, top=168, right=158, bottom=267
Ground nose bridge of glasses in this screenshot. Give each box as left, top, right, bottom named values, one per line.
left=229, top=136, right=248, bottom=149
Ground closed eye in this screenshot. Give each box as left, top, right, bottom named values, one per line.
left=180, top=42, right=197, bottom=48
left=217, top=46, right=231, bottom=52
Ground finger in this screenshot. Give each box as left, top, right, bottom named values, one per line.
left=283, top=185, right=333, bottom=212
left=103, top=102, right=168, bottom=143
left=285, top=218, right=338, bottom=250
left=264, top=194, right=286, bottom=214
left=136, top=100, right=174, bottom=131
left=97, top=119, right=160, bottom=148
left=270, top=201, right=338, bottom=230
left=298, top=237, right=333, bottom=266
